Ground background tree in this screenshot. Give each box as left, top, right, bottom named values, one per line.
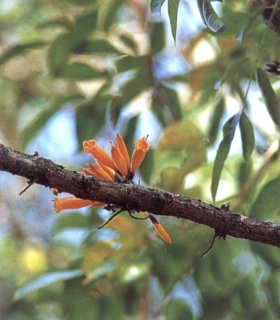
left=1, top=0, right=280, bottom=319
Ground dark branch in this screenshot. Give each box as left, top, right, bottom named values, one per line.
left=1, top=143, right=280, bottom=248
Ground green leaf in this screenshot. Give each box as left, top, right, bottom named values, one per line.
left=211, top=113, right=240, bottom=202
left=73, top=38, right=121, bottom=55
left=21, top=95, right=83, bottom=149
left=237, top=278, right=264, bottom=313
left=118, top=69, right=153, bottom=107
left=65, top=0, right=95, bottom=5
left=21, top=105, right=58, bottom=149
left=123, top=115, right=139, bottom=154
left=207, top=97, right=225, bottom=145
left=159, top=85, right=182, bottom=121
left=203, top=0, right=224, bottom=32
left=151, top=99, right=168, bottom=127
left=62, top=62, right=108, bottom=80
left=48, top=34, right=75, bottom=76
left=264, top=272, right=280, bottom=309
left=256, top=67, right=280, bottom=126
left=158, top=121, right=206, bottom=177
left=199, top=64, right=224, bottom=106
left=249, top=175, right=280, bottom=219
left=165, top=300, right=193, bottom=320
left=251, top=241, right=280, bottom=269
left=15, top=269, right=83, bottom=300
left=98, top=0, right=123, bottom=31
left=159, top=120, right=205, bottom=149
left=109, top=97, right=123, bottom=125
left=138, top=149, right=154, bottom=183
left=168, top=0, right=180, bottom=41
left=160, top=167, right=185, bottom=192
left=53, top=212, right=90, bottom=235
left=197, top=0, right=225, bottom=33
left=46, top=13, right=98, bottom=68
left=163, top=74, right=188, bottom=83
left=150, top=0, right=166, bottom=13
left=74, top=11, right=98, bottom=38
left=116, top=55, right=149, bottom=73
left=37, top=17, right=74, bottom=31
left=150, top=21, right=166, bottom=55
left=218, top=4, right=246, bottom=36
left=0, top=41, right=47, bottom=65
left=250, top=177, right=280, bottom=267
left=238, top=159, right=252, bottom=187
left=118, top=33, right=139, bottom=55
left=223, top=113, right=241, bottom=143
left=75, top=100, right=107, bottom=146
left=239, top=111, right=255, bottom=160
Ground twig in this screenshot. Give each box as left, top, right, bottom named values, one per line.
left=19, top=180, right=34, bottom=195
left=1, top=143, right=280, bottom=249
left=201, top=229, right=227, bottom=257
left=98, top=209, right=123, bottom=229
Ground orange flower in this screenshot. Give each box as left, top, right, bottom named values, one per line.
left=131, top=136, right=150, bottom=174
left=97, top=162, right=116, bottom=181
left=83, top=134, right=150, bottom=179
left=149, top=214, right=172, bottom=244
left=53, top=134, right=166, bottom=241
left=82, top=163, right=114, bottom=181
left=54, top=196, right=103, bottom=214
left=111, top=145, right=128, bottom=177
left=116, top=133, right=130, bottom=171
left=83, top=140, right=116, bottom=170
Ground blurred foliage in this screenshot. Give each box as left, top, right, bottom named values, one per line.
left=1, top=0, right=280, bottom=319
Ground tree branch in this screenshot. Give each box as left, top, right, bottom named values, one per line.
left=1, top=143, right=280, bottom=248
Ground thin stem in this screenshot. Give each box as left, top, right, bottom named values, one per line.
left=98, top=209, right=123, bottom=229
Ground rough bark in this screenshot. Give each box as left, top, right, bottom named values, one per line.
left=1, top=143, right=280, bottom=248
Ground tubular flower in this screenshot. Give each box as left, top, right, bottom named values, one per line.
left=149, top=214, right=172, bottom=244
left=116, top=133, right=130, bottom=171
left=111, top=145, right=128, bottom=177
left=82, top=163, right=114, bottom=181
left=54, top=196, right=103, bottom=214
left=83, top=140, right=116, bottom=170
left=97, top=162, right=116, bottom=181
left=131, top=136, right=150, bottom=174
left=53, top=134, right=171, bottom=244
left=53, top=134, right=150, bottom=211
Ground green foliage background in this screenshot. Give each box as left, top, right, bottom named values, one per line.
left=1, top=0, right=280, bottom=319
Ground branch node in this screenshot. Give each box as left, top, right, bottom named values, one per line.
left=221, top=202, right=231, bottom=211
left=201, top=229, right=227, bottom=258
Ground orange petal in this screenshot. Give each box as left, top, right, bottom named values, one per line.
left=86, top=164, right=114, bottom=181
left=149, top=214, right=172, bottom=244
left=91, top=201, right=105, bottom=208
left=116, top=133, right=130, bottom=171
left=97, top=162, right=116, bottom=181
left=82, top=167, right=95, bottom=176
left=83, top=140, right=116, bottom=170
left=111, top=145, right=128, bottom=177
left=53, top=196, right=94, bottom=214
left=131, top=136, right=150, bottom=174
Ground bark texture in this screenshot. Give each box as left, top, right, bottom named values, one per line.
left=1, top=143, right=280, bottom=248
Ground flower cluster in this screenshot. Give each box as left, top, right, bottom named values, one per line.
left=53, top=134, right=171, bottom=244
